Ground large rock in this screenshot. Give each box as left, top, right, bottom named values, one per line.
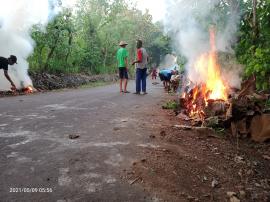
left=250, top=114, right=270, bottom=142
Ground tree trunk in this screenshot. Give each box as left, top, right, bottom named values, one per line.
left=38, top=45, right=44, bottom=69
left=44, top=33, right=60, bottom=71
left=65, top=29, right=73, bottom=63
left=252, top=0, right=259, bottom=42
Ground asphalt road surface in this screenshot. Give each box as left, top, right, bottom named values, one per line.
left=0, top=80, right=165, bottom=202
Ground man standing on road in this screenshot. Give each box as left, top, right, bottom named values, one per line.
left=117, top=41, right=130, bottom=93
left=132, top=39, right=149, bottom=95
left=0, top=55, right=17, bottom=90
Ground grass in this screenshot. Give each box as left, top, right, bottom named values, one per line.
left=162, top=100, right=179, bottom=110
left=80, top=81, right=115, bottom=89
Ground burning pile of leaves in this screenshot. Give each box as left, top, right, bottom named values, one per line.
left=174, top=28, right=270, bottom=143
left=0, top=86, right=35, bottom=97
left=178, top=74, right=270, bottom=142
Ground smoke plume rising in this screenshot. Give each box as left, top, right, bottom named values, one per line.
left=164, top=0, right=243, bottom=88
left=159, top=54, right=178, bottom=70
left=0, top=0, right=59, bottom=90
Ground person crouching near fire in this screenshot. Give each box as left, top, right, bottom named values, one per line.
left=159, top=69, right=174, bottom=91
left=0, top=55, right=17, bottom=91
left=170, top=70, right=180, bottom=92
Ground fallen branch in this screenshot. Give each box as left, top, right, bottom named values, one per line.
left=130, top=177, right=141, bottom=185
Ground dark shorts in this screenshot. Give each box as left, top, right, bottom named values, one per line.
left=119, top=67, right=128, bottom=79
left=159, top=73, right=171, bottom=81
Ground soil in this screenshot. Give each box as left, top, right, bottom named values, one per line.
left=125, top=96, right=270, bottom=202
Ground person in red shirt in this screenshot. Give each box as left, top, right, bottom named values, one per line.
left=132, top=40, right=149, bottom=95
left=151, top=66, right=157, bottom=80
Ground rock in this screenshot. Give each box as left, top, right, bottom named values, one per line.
left=255, top=183, right=261, bottom=187
left=227, top=192, right=237, bottom=197
left=177, top=113, right=190, bottom=121
left=250, top=114, right=270, bottom=142
left=149, top=135, right=156, bottom=139
left=203, top=194, right=210, bottom=197
left=211, top=178, right=219, bottom=188
left=173, top=125, right=192, bottom=130
left=239, top=191, right=246, bottom=197
left=160, top=131, right=166, bottom=137
left=141, top=159, right=146, bottom=163
left=263, top=155, right=270, bottom=160
left=187, top=195, right=198, bottom=201
left=230, top=196, right=240, bottom=202
left=234, top=156, right=245, bottom=164
left=69, top=134, right=80, bottom=139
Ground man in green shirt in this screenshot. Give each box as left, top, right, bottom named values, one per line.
left=117, top=41, right=129, bottom=93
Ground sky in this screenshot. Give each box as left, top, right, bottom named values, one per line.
left=62, top=0, right=166, bottom=22
left=135, top=0, right=166, bottom=22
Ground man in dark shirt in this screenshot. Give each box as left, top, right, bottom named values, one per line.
left=0, top=55, right=17, bottom=90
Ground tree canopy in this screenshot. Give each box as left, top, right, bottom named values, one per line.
left=29, top=0, right=270, bottom=90
left=29, top=0, right=171, bottom=74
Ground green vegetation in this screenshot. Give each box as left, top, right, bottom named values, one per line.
left=162, top=100, right=179, bottom=110
left=236, top=0, right=270, bottom=90
left=80, top=81, right=113, bottom=89
left=29, top=0, right=171, bottom=75
left=28, top=0, right=270, bottom=92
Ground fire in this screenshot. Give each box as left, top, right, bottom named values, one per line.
left=23, top=86, right=34, bottom=94
left=182, top=27, right=228, bottom=119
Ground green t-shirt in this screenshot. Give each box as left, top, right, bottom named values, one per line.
left=117, top=47, right=129, bottom=68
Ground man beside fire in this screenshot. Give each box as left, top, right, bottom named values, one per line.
left=159, top=69, right=177, bottom=91
left=0, top=55, right=17, bottom=90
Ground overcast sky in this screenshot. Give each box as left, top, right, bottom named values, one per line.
left=135, top=0, right=166, bottom=22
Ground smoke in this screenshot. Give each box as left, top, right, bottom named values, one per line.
left=164, top=0, right=243, bottom=88
left=159, top=54, right=178, bottom=70
left=0, top=0, right=60, bottom=90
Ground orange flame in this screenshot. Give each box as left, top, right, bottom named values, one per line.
left=194, top=27, right=227, bottom=101
left=23, top=86, right=34, bottom=94
left=183, top=27, right=228, bottom=119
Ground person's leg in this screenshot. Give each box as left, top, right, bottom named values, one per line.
left=119, top=68, right=123, bottom=93
left=124, top=68, right=129, bottom=93
left=119, top=79, right=123, bottom=92
left=142, top=68, right=147, bottom=93
left=165, top=80, right=169, bottom=90
left=135, top=68, right=141, bottom=93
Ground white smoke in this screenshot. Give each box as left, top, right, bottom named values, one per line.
left=164, top=0, right=243, bottom=88
left=159, top=54, right=178, bottom=70
left=0, top=0, right=60, bottom=90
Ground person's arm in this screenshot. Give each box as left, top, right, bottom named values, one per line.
left=132, top=49, right=142, bottom=65
left=125, top=57, right=128, bottom=70
left=4, top=70, right=16, bottom=89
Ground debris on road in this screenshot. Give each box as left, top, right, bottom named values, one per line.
left=211, top=178, right=219, bottom=188
left=69, top=134, right=80, bottom=139
left=129, top=177, right=142, bottom=185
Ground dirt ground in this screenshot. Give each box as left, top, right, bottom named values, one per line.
left=125, top=96, right=270, bottom=202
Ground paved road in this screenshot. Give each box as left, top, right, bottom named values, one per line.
left=0, top=81, right=165, bottom=202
